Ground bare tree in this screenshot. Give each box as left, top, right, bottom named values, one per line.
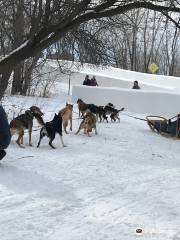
left=0, top=0, right=180, bottom=99
left=104, top=7, right=180, bottom=75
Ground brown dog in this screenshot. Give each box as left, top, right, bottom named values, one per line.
left=75, top=111, right=97, bottom=137
left=58, top=103, right=73, bottom=134
left=10, top=106, right=44, bottom=147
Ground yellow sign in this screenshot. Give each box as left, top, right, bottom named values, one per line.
left=148, top=63, right=159, bottom=74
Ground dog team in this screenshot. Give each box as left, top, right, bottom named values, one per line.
left=10, top=99, right=125, bottom=149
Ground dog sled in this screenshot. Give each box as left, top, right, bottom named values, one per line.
left=146, top=114, right=180, bottom=138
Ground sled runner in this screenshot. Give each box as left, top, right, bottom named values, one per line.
left=146, top=114, right=180, bottom=138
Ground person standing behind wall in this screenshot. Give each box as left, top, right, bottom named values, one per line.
left=83, top=75, right=91, bottom=86
left=132, top=80, right=140, bottom=89
left=91, top=76, right=98, bottom=86
left=0, top=105, right=11, bottom=160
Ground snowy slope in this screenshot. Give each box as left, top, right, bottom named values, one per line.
left=1, top=94, right=180, bottom=240
left=45, top=60, right=180, bottom=91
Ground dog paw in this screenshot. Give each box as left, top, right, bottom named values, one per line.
left=19, top=145, right=25, bottom=148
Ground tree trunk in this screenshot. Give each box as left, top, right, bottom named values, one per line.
left=0, top=71, right=13, bottom=99
left=11, top=0, right=25, bottom=95
left=11, top=63, right=23, bottom=94
left=21, top=54, right=41, bottom=95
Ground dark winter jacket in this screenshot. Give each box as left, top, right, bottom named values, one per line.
left=91, top=78, right=98, bottom=86
left=83, top=79, right=91, bottom=86
left=132, top=85, right=140, bottom=89
left=0, top=105, right=11, bottom=150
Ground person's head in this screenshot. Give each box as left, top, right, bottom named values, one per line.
left=85, top=75, right=89, bottom=79
left=92, top=76, right=96, bottom=80
left=134, top=80, right=139, bottom=86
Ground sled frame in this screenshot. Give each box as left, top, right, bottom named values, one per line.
left=146, top=115, right=180, bottom=138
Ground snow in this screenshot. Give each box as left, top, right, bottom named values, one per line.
left=1, top=92, right=180, bottom=240
left=2, top=62, right=180, bottom=240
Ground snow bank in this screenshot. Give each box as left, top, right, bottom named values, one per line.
left=72, top=85, right=180, bottom=117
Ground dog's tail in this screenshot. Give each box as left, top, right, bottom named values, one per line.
left=118, top=107, right=125, bottom=112
left=33, top=113, right=45, bottom=126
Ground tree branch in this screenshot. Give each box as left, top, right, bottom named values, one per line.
left=1, top=1, right=180, bottom=73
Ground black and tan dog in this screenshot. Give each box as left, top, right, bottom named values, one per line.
left=104, top=104, right=125, bottom=122
left=77, top=99, right=108, bottom=122
left=110, top=108, right=124, bottom=122
left=75, top=111, right=97, bottom=137
left=37, top=114, right=65, bottom=149
left=10, top=106, right=44, bottom=147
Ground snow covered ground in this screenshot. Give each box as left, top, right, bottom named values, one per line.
left=1, top=93, right=180, bottom=240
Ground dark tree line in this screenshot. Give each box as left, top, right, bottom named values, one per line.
left=0, top=0, right=180, bottom=99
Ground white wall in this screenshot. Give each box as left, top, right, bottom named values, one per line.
left=72, top=85, right=180, bottom=117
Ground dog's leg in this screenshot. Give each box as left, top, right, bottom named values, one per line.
left=49, top=138, right=56, bottom=149
left=63, top=121, right=68, bottom=134
left=75, top=127, right=81, bottom=135
left=105, top=113, right=109, bottom=123
left=29, top=128, right=33, bottom=146
left=75, top=122, right=83, bottom=135
left=96, top=114, right=98, bottom=122
left=70, top=116, right=72, bottom=131
left=111, top=114, right=116, bottom=122
left=59, top=134, right=66, bottom=147
left=84, top=127, right=87, bottom=134
left=99, top=113, right=102, bottom=123
left=87, top=129, right=91, bottom=137
left=37, top=128, right=45, bottom=148
left=116, top=113, right=120, bottom=122
left=103, top=113, right=108, bottom=123
left=16, top=131, right=25, bottom=148
left=81, top=111, right=85, bottom=118
left=95, top=126, right=98, bottom=135
left=21, top=136, right=23, bottom=145
left=48, top=132, right=56, bottom=149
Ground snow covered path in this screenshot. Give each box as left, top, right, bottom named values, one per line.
left=1, top=97, right=180, bottom=240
